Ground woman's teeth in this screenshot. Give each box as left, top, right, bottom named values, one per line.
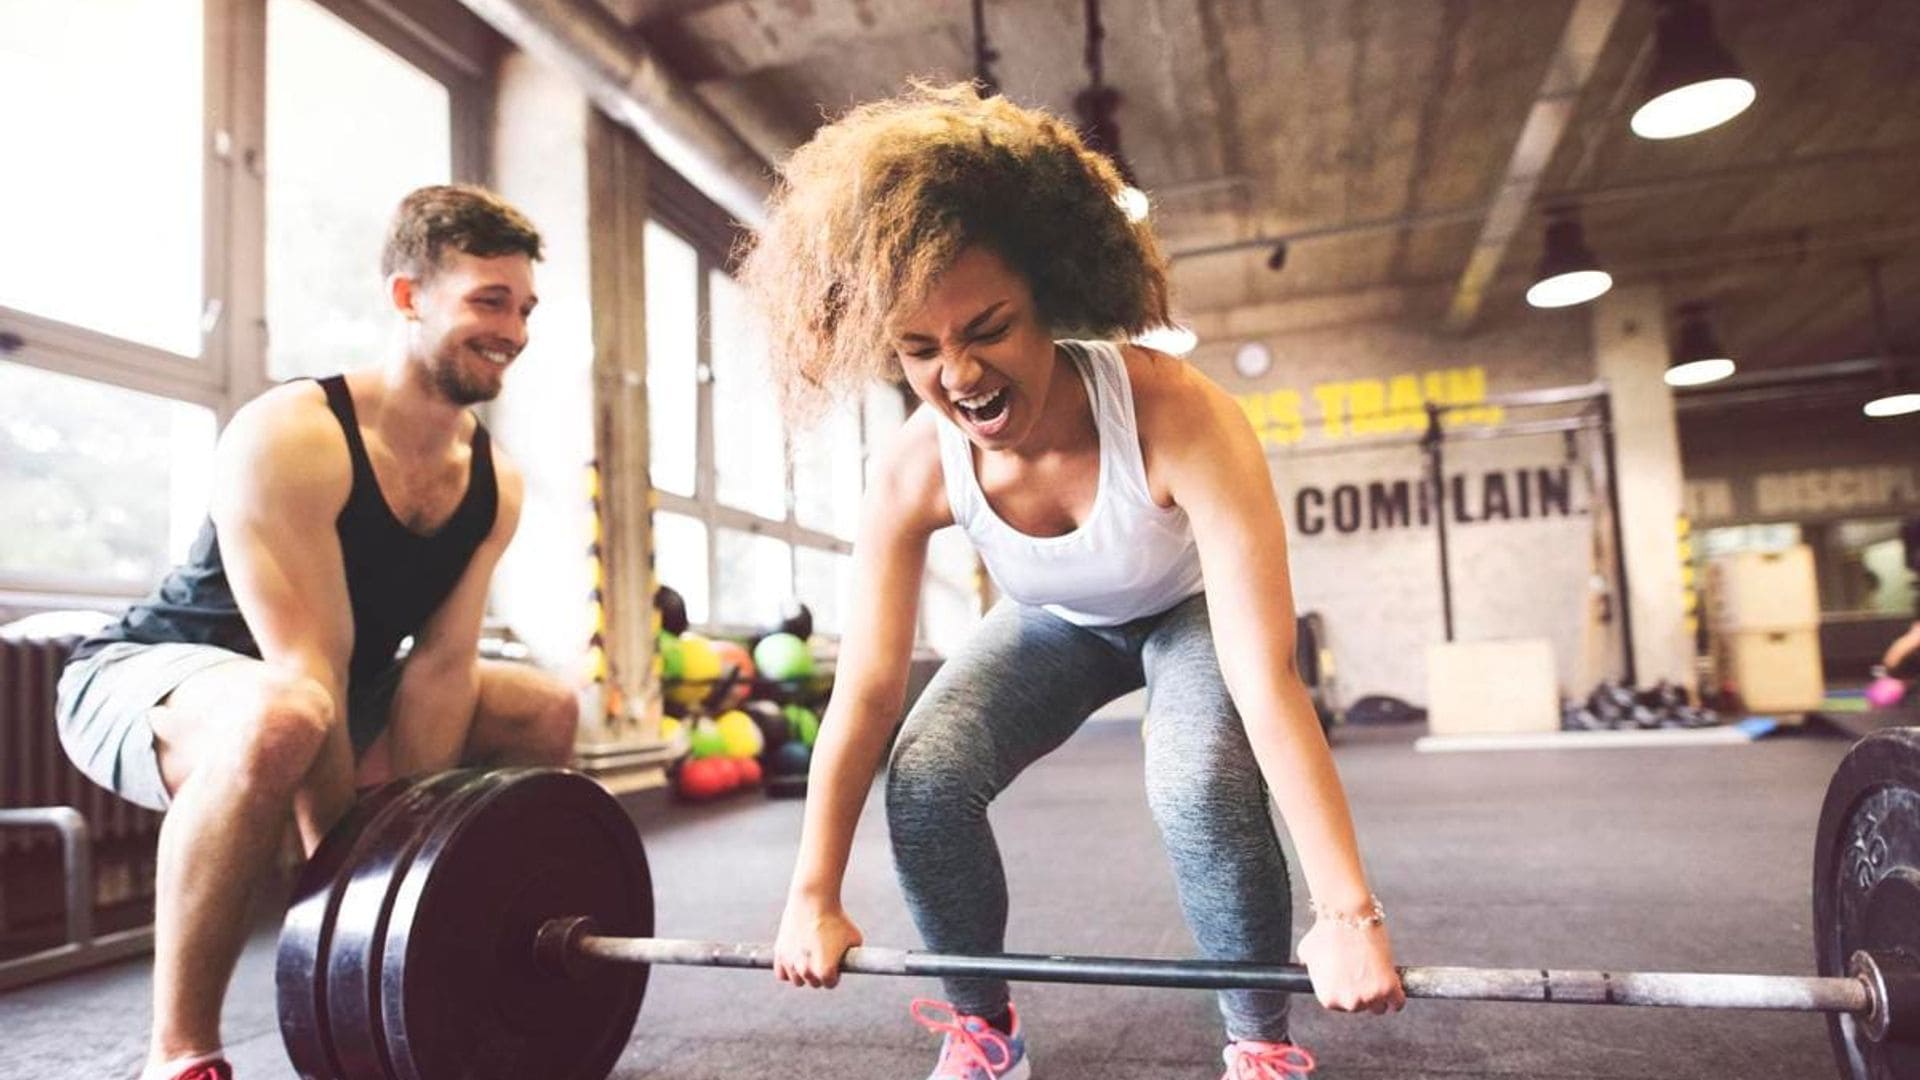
left=956, top=387, right=1009, bottom=422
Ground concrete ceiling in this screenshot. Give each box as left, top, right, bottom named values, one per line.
left=597, top=0, right=1920, bottom=377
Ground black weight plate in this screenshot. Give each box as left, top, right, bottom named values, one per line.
left=323, top=771, right=502, bottom=1079
left=279, top=776, right=416, bottom=1080
left=279, top=772, right=475, bottom=1080
left=379, top=768, right=652, bottom=1080
left=1814, top=726, right=1920, bottom=1080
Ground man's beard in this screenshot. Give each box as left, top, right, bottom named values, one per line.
left=429, top=344, right=503, bottom=405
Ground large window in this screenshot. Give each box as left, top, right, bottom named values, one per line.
left=0, top=0, right=206, bottom=358
left=265, top=0, right=453, bottom=381
left=0, top=362, right=216, bottom=588
left=709, top=271, right=786, bottom=520
left=644, top=216, right=910, bottom=639
left=0, top=0, right=489, bottom=601
left=645, top=221, right=700, bottom=497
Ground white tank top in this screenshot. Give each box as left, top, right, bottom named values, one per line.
left=935, top=340, right=1204, bottom=627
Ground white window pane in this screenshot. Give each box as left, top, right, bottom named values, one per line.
left=793, top=546, right=850, bottom=636
left=0, top=362, right=216, bottom=586
left=864, top=383, right=908, bottom=487
left=0, top=1, right=204, bottom=356
left=709, top=272, right=786, bottom=519
left=653, top=511, right=709, bottom=626
left=794, top=402, right=862, bottom=539
left=714, top=528, right=792, bottom=627
left=266, top=0, right=452, bottom=381
left=646, top=222, right=699, bottom=497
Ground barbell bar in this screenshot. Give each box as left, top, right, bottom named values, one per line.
left=540, top=918, right=1885, bottom=1016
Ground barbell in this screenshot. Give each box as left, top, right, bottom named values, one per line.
left=275, top=726, right=1920, bottom=1080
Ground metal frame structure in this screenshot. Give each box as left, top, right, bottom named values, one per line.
left=0, top=808, right=156, bottom=992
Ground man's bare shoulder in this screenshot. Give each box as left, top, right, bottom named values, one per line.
left=219, top=381, right=352, bottom=500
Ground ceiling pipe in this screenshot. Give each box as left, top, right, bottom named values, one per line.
left=455, top=0, right=773, bottom=227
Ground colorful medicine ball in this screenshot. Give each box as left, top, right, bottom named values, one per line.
left=783, top=704, right=820, bottom=748
left=711, top=640, right=756, bottom=708
left=657, top=632, right=684, bottom=680
left=688, top=718, right=728, bottom=759
left=669, top=633, right=724, bottom=708
left=745, top=700, right=789, bottom=754
left=754, top=632, right=814, bottom=681
left=676, top=756, right=732, bottom=800
left=770, top=740, right=812, bottom=778
left=716, top=710, right=765, bottom=758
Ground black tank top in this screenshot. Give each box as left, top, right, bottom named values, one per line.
left=72, top=376, right=498, bottom=690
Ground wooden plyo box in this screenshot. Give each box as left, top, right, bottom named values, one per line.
left=1426, top=639, right=1560, bottom=736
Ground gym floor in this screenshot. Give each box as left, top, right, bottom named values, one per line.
left=0, top=718, right=1854, bottom=1079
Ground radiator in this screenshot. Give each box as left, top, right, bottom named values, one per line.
left=0, top=633, right=163, bottom=856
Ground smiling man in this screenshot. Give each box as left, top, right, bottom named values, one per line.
left=53, top=185, right=578, bottom=1080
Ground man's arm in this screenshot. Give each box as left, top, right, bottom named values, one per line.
left=383, top=447, right=526, bottom=774
left=1884, top=621, right=1920, bottom=673
left=208, top=386, right=357, bottom=843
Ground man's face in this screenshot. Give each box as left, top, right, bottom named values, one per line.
left=402, top=250, right=538, bottom=405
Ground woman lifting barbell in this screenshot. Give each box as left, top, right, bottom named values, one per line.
left=735, top=82, right=1404, bottom=1080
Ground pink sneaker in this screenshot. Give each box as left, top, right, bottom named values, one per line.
left=911, top=998, right=1031, bottom=1079
left=1222, top=1039, right=1316, bottom=1079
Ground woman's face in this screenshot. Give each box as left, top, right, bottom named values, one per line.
left=891, top=245, right=1061, bottom=452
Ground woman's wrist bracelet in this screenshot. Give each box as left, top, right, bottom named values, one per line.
left=1310, top=895, right=1386, bottom=931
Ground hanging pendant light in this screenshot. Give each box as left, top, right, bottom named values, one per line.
left=1630, top=0, right=1756, bottom=140
left=1862, top=260, right=1920, bottom=418
left=1664, top=302, right=1736, bottom=387
left=1526, top=211, right=1613, bottom=309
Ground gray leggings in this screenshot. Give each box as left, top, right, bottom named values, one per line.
left=886, top=592, right=1293, bottom=1041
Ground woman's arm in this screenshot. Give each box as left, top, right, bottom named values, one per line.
left=775, top=411, right=951, bottom=987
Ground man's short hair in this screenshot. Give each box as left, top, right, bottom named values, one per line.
left=380, top=184, right=543, bottom=282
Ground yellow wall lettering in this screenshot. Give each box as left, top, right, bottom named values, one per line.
left=1236, top=364, right=1502, bottom=447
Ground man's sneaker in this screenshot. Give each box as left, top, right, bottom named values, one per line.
left=144, top=1056, right=232, bottom=1080
left=1222, top=1039, right=1316, bottom=1079
left=911, top=998, right=1031, bottom=1079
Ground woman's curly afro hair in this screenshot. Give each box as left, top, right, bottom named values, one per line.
left=735, top=81, right=1172, bottom=423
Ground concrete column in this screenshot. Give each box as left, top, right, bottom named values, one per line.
left=489, top=52, right=596, bottom=679
left=1591, top=285, right=1695, bottom=691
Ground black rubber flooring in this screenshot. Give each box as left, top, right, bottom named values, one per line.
left=0, top=720, right=1858, bottom=1079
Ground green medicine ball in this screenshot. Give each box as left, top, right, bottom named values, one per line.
left=753, top=632, right=814, bottom=680
left=784, top=704, right=820, bottom=748
left=658, top=632, right=685, bottom=680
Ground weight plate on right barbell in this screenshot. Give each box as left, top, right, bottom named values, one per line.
left=1813, top=726, right=1920, bottom=1080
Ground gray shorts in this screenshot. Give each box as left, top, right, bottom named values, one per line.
left=55, top=642, right=402, bottom=812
